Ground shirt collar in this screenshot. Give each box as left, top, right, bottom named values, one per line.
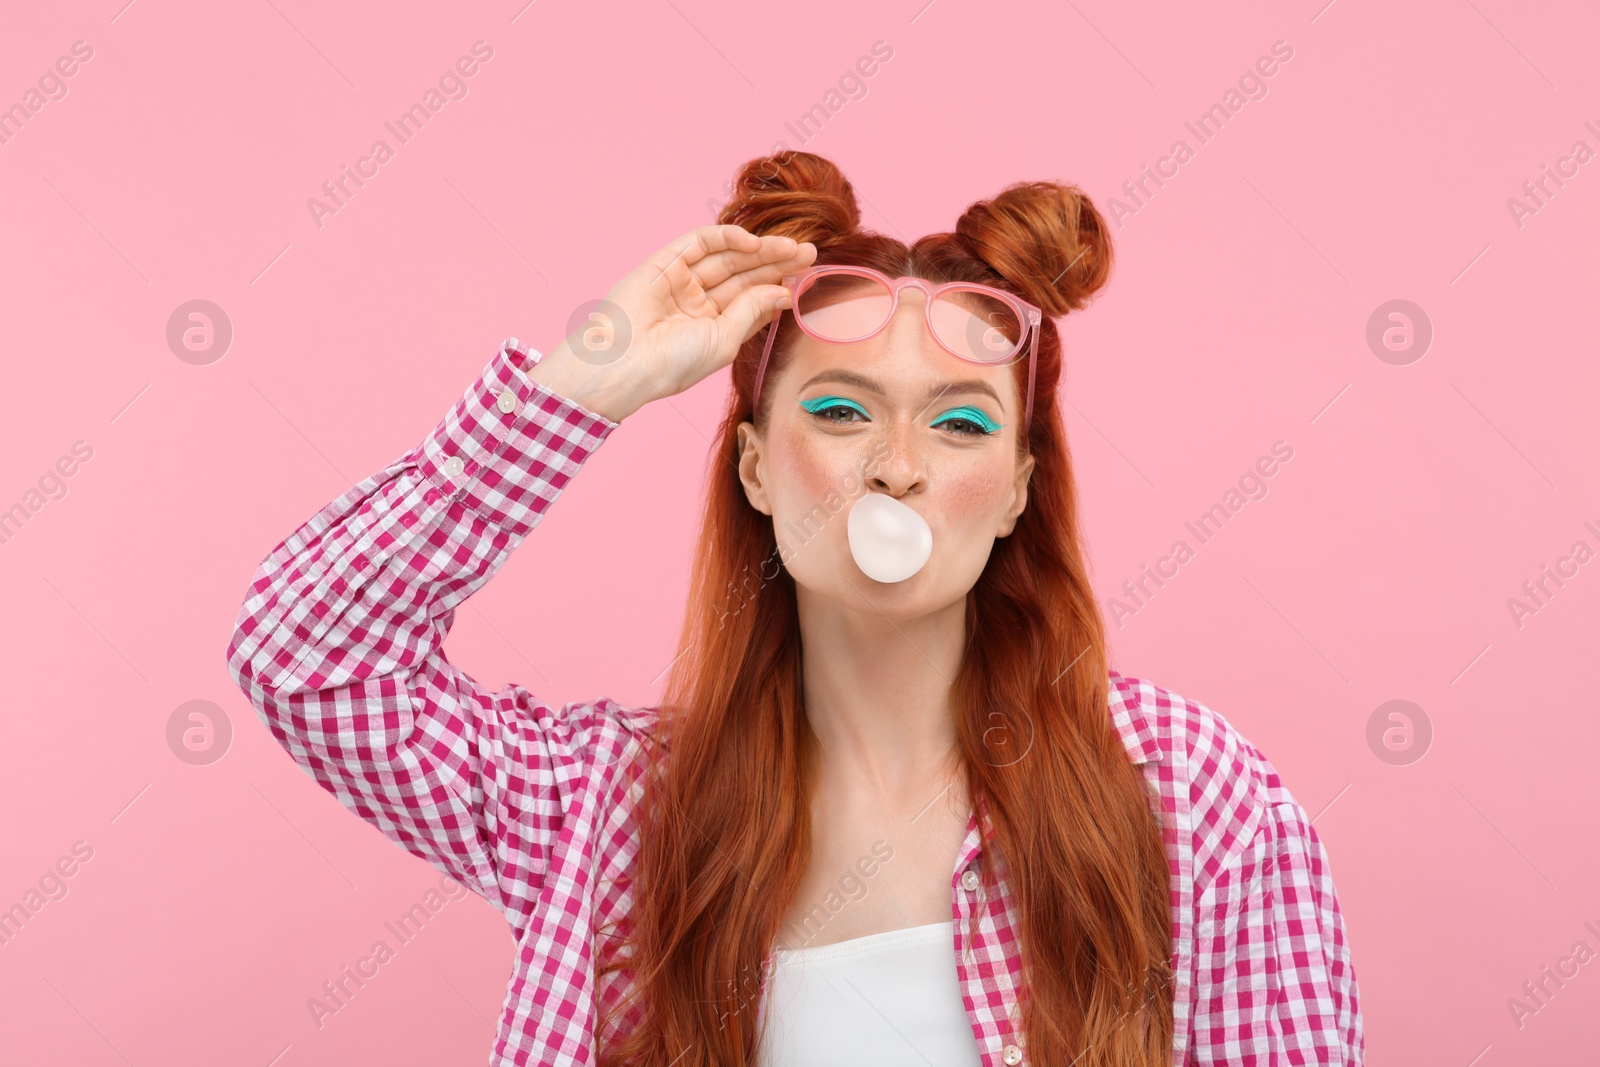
left=1107, top=669, right=1164, bottom=766
left=963, top=670, right=1163, bottom=868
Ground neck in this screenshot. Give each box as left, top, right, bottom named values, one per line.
left=794, top=588, right=967, bottom=806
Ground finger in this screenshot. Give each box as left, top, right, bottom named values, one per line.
left=720, top=283, right=792, bottom=352
left=657, top=240, right=808, bottom=321
left=642, top=228, right=764, bottom=315
left=701, top=255, right=805, bottom=314
left=683, top=234, right=810, bottom=296
left=688, top=240, right=815, bottom=318
left=645, top=224, right=759, bottom=280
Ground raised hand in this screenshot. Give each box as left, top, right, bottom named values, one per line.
left=530, top=224, right=817, bottom=422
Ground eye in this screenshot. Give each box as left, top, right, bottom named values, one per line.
left=799, top=396, right=870, bottom=424
left=931, top=405, right=1001, bottom=437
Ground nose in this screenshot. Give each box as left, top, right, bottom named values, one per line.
left=862, top=292, right=936, bottom=498
left=863, top=418, right=927, bottom=498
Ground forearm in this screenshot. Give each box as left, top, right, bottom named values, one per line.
left=229, top=339, right=617, bottom=692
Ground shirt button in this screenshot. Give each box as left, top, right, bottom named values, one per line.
left=441, top=455, right=465, bottom=478
left=961, top=869, right=980, bottom=892
left=1002, top=1044, right=1023, bottom=1065
left=497, top=389, right=518, bottom=414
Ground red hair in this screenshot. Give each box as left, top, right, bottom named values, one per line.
left=597, top=151, right=1173, bottom=1065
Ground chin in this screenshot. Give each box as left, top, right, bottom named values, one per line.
left=844, top=560, right=966, bottom=618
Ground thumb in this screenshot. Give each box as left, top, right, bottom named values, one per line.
left=722, top=284, right=792, bottom=354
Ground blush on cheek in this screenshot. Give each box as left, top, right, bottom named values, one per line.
left=780, top=437, right=853, bottom=511
left=938, top=464, right=1010, bottom=521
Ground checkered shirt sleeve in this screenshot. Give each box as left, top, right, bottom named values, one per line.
left=224, top=339, right=652, bottom=938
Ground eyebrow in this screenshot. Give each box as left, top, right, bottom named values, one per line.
left=798, top=369, right=1004, bottom=408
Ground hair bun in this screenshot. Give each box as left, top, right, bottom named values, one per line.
left=716, top=151, right=860, bottom=247
left=954, top=181, right=1113, bottom=318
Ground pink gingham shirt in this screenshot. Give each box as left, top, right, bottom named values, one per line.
left=226, top=340, right=1364, bottom=1066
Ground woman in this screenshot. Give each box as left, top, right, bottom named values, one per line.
left=226, top=151, right=1363, bottom=1066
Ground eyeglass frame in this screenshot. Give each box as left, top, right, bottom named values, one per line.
left=751, top=264, right=1044, bottom=433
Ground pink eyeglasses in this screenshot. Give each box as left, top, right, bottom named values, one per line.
left=751, top=264, right=1044, bottom=430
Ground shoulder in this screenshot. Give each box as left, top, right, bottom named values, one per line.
left=1107, top=669, right=1302, bottom=885
left=545, top=697, right=666, bottom=754
left=502, top=695, right=667, bottom=792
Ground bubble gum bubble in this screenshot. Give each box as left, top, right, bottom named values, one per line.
left=846, top=492, right=933, bottom=583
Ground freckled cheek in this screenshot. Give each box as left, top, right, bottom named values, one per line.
left=931, top=462, right=1013, bottom=530
left=776, top=436, right=854, bottom=512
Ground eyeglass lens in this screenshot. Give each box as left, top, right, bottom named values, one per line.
left=796, top=274, right=1024, bottom=364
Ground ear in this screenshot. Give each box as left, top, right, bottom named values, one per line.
left=735, top=421, right=773, bottom=516
left=996, top=450, right=1035, bottom=538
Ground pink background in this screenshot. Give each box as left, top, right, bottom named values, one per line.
left=2, top=0, right=1597, bottom=1062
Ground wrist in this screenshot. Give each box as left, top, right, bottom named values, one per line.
left=526, top=341, right=640, bottom=424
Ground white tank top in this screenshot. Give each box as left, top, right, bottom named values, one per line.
left=756, top=920, right=985, bottom=1066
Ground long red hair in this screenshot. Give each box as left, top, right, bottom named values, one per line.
left=596, top=151, right=1173, bottom=1066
